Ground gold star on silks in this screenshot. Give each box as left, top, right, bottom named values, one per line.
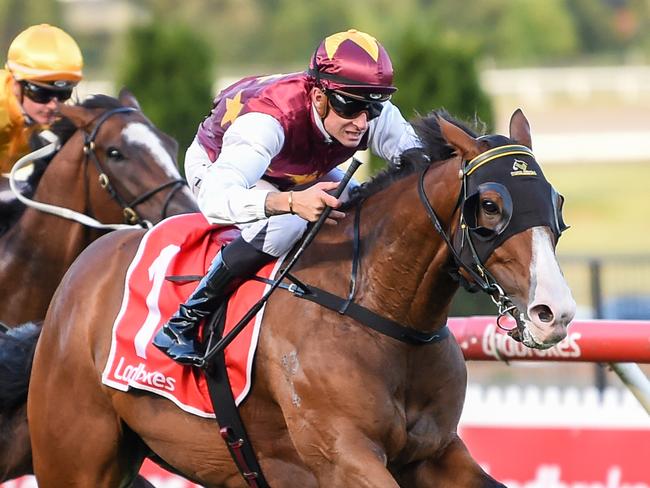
left=286, top=171, right=321, bottom=185
left=220, top=90, right=244, bottom=127
left=324, top=29, right=379, bottom=61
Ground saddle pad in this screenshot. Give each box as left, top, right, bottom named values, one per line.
left=101, top=213, right=283, bottom=417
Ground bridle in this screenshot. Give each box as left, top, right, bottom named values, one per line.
left=82, top=106, right=186, bottom=228
left=9, top=106, right=188, bottom=230
left=418, top=144, right=544, bottom=332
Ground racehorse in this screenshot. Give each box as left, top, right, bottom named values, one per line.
left=0, top=90, right=197, bottom=486
left=26, top=109, right=575, bottom=487
left=0, top=89, right=197, bottom=328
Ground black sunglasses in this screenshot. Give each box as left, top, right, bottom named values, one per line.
left=327, top=91, right=385, bottom=120
left=21, top=82, right=73, bottom=104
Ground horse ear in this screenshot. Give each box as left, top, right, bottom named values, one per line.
left=118, top=88, right=142, bottom=111
left=57, top=103, right=96, bottom=129
left=436, top=115, right=482, bottom=160
left=509, top=108, right=532, bottom=150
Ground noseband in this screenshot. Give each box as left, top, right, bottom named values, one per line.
left=83, top=106, right=186, bottom=228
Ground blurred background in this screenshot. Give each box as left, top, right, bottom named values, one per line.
left=2, top=1, right=649, bottom=485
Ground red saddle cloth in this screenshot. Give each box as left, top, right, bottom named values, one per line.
left=101, top=213, right=283, bottom=417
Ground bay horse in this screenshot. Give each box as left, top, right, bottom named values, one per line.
left=0, top=90, right=197, bottom=486
left=0, top=89, right=198, bottom=328
left=27, top=109, right=575, bottom=487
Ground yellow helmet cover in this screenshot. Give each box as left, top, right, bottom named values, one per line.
left=6, top=24, right=83, bottom=82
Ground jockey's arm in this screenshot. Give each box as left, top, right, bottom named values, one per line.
left=367, top=101, right=421, bottom=164
left=196, top=112, right=284, bottom=225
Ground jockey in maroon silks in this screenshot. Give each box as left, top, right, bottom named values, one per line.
left=154, top=29, right=421, bottom=365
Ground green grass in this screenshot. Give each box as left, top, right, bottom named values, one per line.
left=544, top=162, right=650, bottom=256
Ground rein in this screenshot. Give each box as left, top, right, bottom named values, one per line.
left=201, top=144, right=544, bottom=361
left=252, top=197, right=450, bottom=345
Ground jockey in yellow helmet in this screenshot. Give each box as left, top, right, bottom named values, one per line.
left=0, top=24, right=83, bottom=174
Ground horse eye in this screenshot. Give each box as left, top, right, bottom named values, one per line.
left=481, top=199, right=499, bottom=215
left=107, top=147, right=124, bottom=161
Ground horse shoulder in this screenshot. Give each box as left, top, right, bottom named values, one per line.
left=44, top=229, right=146, bottom=355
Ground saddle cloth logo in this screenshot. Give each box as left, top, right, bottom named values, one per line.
left=101, top=213, right=283, bottom=417
left=511, top=159, right=538, bottom=177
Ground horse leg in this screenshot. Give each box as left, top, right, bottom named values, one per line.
left=395, top=435, right=505, bottom=488
left=30, top=377, right=146, bottom=487
left=30, top=386, right=145, bottom=488
left=29, top=335, right=144, bottom=485
left=283, top=417, right=401, bottom=487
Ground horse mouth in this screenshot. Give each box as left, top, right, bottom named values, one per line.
left=505, top=311, right=556, bottom=350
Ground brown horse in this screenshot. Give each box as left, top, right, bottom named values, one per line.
left=0, top=90, right=197, bottom=486
left=27, top=109, right=575, bottom=487
left=0, top=89, right=197, bottom=328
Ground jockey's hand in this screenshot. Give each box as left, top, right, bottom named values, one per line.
left=293, top=181, right=345, bottom=224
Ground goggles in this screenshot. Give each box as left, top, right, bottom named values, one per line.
left=21, top=81, right=74, bottom=104
left=327, top=90, right=387, bottom=120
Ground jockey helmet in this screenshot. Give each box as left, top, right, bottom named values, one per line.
left=6, top=24, right=83, bottom=86
left=308, top=29, right=396, bottom=102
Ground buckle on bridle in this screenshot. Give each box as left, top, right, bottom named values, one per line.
left=98, top=173, right=109, bottom=189
left=123, top=207, right=139, bottom=224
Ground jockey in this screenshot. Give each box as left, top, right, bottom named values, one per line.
left=0, top=24, right=83, bottom=174
left=154, top=29, right=421, bottom=365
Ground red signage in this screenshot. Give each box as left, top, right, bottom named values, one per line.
left=448, top=316, right=650, bottom=362
left=460, top=426, right=650, bottom=487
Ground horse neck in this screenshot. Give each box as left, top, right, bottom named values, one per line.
left=358, top=158, right=463, bottom=333
left=16, top=131, right=106, bottom=255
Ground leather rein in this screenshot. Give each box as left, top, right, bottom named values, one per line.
left=282, top=147, right=531, bottom=339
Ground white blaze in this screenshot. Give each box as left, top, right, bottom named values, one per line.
left=123, top=122, right=180, bottom=178
left=529, top=226, right=576, bottom=327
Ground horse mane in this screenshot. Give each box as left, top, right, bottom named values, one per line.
left=0, top=323, right=41, bottom=410
left=50, top=94, right=123, bottom=145
left=343, top=110, right=481, bottom=209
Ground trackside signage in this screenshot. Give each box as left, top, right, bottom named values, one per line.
left=460, top=428, right=650, bottom=487
left=459, top=385, right=650, bottom=487
left=448, top=316, right=650, bottom=363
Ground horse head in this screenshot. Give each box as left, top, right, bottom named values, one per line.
left=436, top=109, right=576, bottom=348
left=53, top=88, right=197, bottom=227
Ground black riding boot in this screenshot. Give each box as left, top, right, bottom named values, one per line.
left=153, top=252, right=236, bottom=365
left=153, top=237, right=274, bottom=366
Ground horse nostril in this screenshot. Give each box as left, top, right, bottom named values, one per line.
left=532, top=304, right=554, bottom=323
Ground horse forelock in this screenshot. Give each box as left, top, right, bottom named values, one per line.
left=51, top=95, right=125, bottom=145
left=122, top=122, right=180, bottom=178
left=344, top=110, right=475, bottom=209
